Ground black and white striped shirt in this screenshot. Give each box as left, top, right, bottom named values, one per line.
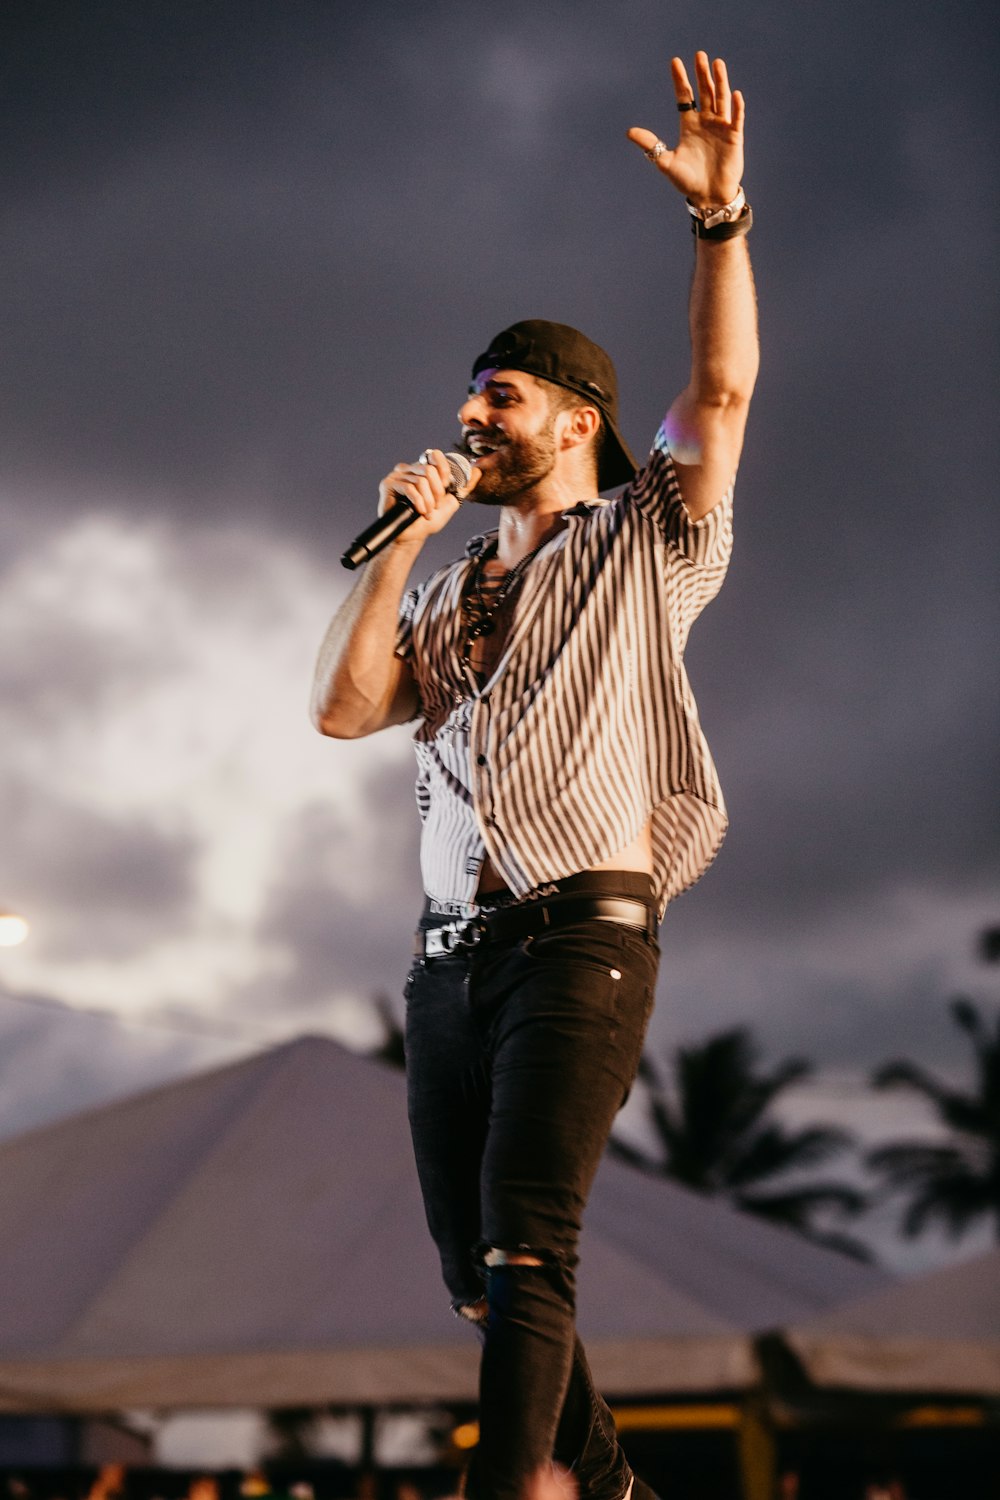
left=396, top=424, right=734, bottom=917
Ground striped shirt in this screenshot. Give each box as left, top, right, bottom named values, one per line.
left=395, top=423, right=734, bottom=918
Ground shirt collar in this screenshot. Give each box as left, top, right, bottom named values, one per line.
left=464, top=530, right=499, bottom=559
left=565, top=498, right=610, bottom=517
left=463, top=499, right=609, bottom=558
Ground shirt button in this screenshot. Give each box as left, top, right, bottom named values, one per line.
left=476, top=754, right=487, bottom=766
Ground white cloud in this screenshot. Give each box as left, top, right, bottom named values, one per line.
left=0, top=507, right=412, bottom=1034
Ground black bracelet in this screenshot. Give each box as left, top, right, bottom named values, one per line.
left=691, top=204, right=753, bottom=241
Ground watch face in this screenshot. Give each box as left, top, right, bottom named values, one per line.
left=689, top=188, right=745, bottom=226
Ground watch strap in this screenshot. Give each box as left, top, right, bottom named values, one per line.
left=687, top=186, right=746, bottom=229
left=690, top=203, right=753, bottom=240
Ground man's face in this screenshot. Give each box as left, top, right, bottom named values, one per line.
left=457, top=368, right=559, bottom=505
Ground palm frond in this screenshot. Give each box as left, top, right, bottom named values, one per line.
left=899, top=1177, right=994, bottom=1240
left=726, top=1123, right=854, bottom=1188
left=738, top=1183, right=868, bottom=1225
left=865, top=1140, right=973, bottom=1182
left=951, top=996, right=987, bottom=1047
left=980, top=927, right=1000, bottom=964
left=794, top=1227, right=875, bottom=1262
left=606, top=1135, right=660, bottom=1172
left=871, top=1059, right=949, bottom=1103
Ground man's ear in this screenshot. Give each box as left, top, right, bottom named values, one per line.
left=560, top=405, right=601, bottom=451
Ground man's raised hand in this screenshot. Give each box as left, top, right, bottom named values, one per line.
left=628, top=52, right=745, bottom=209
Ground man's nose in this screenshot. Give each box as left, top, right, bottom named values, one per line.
left=457, top=391, right=487, bottom=426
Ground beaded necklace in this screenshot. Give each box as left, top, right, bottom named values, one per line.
left=460, top=538, right=547, bottom=681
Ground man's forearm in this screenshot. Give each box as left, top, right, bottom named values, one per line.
left=664, top=231, right=759, bottom=517
left=310, top=539, right=422, bottom=738
left=688, top=236, right=759, bottom=406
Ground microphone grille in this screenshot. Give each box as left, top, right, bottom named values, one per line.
left=444, top=451, right=473, bottom=493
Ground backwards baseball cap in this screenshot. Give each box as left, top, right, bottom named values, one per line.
left=471, top=319, right=638, bottom=492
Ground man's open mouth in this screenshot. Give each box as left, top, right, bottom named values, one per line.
left=464, top=434, right=505, bottom=459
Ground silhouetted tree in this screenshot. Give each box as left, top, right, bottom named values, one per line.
left=264, top=1405, right=320, bottom=1460
left=866, top=994, right=1000, bottom=1242
left=980, top=926, right=1000, bottom=965
left=611, top=1027, right=870, bottom=1258
left=371, top=989, right=406, bottom=1069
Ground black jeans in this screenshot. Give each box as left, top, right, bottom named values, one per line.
left=404, top=871, right=659, bottom=1500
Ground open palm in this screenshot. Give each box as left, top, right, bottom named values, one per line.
left=628, top=52, right=745, bottom=208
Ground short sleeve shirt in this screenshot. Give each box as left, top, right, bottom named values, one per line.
left=396, top=423, right=733, bottom=917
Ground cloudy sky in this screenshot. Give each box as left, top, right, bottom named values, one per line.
left=1, top=1, right=997, bottom=1270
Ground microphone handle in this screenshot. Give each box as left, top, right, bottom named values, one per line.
left=340, top=498, right=418, bottom=570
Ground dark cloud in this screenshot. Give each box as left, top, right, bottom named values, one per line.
left=2, top=1, right=993, bottom=541
left=1, top=778, right=199, bottom=959
left=655, top=894, right=1000, bottom=1077
left=0, top=0, right=996, bottom=1177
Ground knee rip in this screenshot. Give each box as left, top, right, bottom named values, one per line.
left=450, top=1246, right=556, bottom=1326
left=452, top=1297, right=488, bottom=1326
left=483, top=1246, right=545, bottom=1268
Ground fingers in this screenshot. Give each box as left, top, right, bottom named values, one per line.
left=694, top=51, right=714, bottom=113
left=458, top=462, right=482, bottom=500
left=422, top=446, right=482, bottom=501
left=422, top=447, right=456, bottom=493
left=713, top=57, right=731, bottom=121
left=378, top=447, right=479, bottom=540
left=671, top=56, right=695, bottom=108
left=626, top=124, right=674, bottom=170
left=380, top=453, right=452, bottom=520
left=674, top=51, right=739, bottom=125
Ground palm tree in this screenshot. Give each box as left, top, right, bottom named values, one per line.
left=865, top=995, right=1000, bottom=1241
left=980, top=926, right=1000, bottom=964
left=264, top=1405, right=321, bottom=1460
left=371, top=989, right=406, bottom=1068
left=610, top=1027, right=870, bottom=1258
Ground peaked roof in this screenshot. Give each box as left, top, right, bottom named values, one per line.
left=0, top=1035, right=884, bottom=1411
left=787, top=1246, right=1000, bottom=1394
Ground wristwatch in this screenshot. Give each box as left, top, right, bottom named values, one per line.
left=687, top=186, right=746, bottom=230
left=687, top=186, right=752, bottom=241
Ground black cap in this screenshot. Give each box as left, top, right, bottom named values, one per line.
left=471, top=319, right=638, bottom=492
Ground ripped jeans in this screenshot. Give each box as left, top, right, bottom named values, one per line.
left=404, top=871, right=659, bottom=1500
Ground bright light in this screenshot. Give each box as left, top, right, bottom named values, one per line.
left=0, top=911, right=30, bottom=947
left=451, top=1421, right=480, bottom=1450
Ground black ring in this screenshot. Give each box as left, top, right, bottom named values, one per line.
left=677, top=100, right=698, bottom=112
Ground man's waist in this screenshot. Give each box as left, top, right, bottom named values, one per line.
left=416, top=870, right=657, bottom=958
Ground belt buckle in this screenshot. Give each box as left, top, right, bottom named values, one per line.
left=423, top=917, right=484, bottom=958
left=444, top=918, right=484, bottom=951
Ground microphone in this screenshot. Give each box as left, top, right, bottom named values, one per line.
left=340, top=450, right=473, bottom=570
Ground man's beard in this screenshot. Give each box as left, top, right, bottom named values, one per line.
left=466, top=418, right=557, bottom=506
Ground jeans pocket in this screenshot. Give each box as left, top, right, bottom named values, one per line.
left=523, top=920, right=627, bottom=970
left=518, top=922, right=636, bottom=1021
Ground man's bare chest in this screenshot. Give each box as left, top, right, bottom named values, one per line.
left=460, top=548, right=541, bottom=686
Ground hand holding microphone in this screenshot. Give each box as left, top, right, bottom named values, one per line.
left=341, top=448, right=477, bottom=570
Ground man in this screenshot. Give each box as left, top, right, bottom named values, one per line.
left=312, top=50, right=758, bottom=1500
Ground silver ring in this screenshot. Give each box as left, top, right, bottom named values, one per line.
left=644, top=139, right=668, bottom=163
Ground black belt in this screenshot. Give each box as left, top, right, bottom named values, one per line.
left=415, top=895, right=657, bottom=960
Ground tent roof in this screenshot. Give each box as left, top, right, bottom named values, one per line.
left=787, top=1246, right=1000, bottom=1395
left=0, top=1035, right=884, bottom=1411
